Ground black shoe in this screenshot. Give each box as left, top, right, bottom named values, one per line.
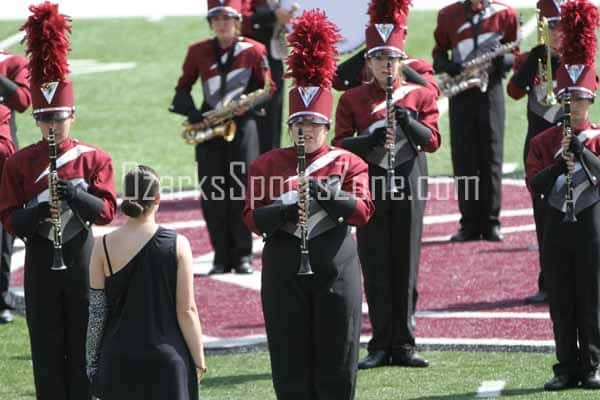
left=582, top=370, right=600, bottom=389
left=358, top=351, right=390, bottom=370
left=235, top=261, right=253, bottom=274
left=391, top=349, right=429, bottom=368
left=450, top=229, right=480, bottom=242
left=482, top=226, right=503, bottom=241
left=0, top=309, right=14, bottom=324
left=544, top=374, right=578, bottom=391
left=525, top=291, right=547, bottom=304
left=208, top=264, right=226, bottom=275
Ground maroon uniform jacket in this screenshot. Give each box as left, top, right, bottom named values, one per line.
left=175, top=37, right=273, bottom=111
left=0, top=137, right=117, bottom=236
left=432, top=0, right=519, bottom=64
left=507, top=51, right=562, bottom=125
left=243, top=144, right=374, bottom=236
left=334, top=80, right=441, bottom=169
left=0, top=51, right=31, bottom=174
left=526, top=122, right=600, bottom=215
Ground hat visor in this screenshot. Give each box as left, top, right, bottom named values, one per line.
left=34, top=110, right=73, bottom=122
left=366, top=47, right=405, bottom=59
left=288, top=114, right=330, bottom=126
left=207, top=7, right=241, bottom=19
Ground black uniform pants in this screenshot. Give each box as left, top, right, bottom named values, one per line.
left=358, top=157, right=427, bottom=352
left=449, top=82, right=505, bottom=233
left=524, top=112, right=554, bottom=293
left=24, top=231, right=92, bottom=400
left=196, top=117, right=259, bottom=269
left=543, top=204, right=600, bottom=378
left=261, top=227, right=362, bottom=400
left=0, top=224, right=13, bottom=309
left=257, top=57, right=283, bottom=153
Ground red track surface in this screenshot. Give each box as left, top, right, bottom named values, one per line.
left=10, top=182, right=553, bottom=343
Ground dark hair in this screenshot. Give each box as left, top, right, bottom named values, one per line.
left=121, top=165, right=160, bottom=218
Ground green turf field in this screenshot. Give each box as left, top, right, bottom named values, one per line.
left=0, top=8, right=577, bottom=193
left=0, top=315, right=597, bottom=400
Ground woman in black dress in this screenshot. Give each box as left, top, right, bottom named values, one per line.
left=86, top=166, right=206, bottom=400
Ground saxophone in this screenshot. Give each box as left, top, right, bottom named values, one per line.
left=181, top=77, right=272, bottom=145
left=48, top=127, right=67, bottom=270
left=435, top=41, right=519, bottom=98
left=536, top=9, right=557, bottom=106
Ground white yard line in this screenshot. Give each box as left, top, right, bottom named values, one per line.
left=0, top=31, right=24, bottom=50
left=424, top=208, right=532, bottom=225
left=476, top=381, right=506, bottom=398
left=422, top=223, right=536, bottom=243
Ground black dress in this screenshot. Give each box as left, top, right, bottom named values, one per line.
left=94, top=227, right=199, bottom=400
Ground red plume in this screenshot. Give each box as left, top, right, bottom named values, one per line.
left=20, top=1, right=71, bottom=83
left=285, top=10, right=341, bottom=88
left=367, top=0, right=411, bottom=25
left=560, top=0, right=599, bottom=66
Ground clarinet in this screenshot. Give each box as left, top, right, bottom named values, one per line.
left=385, top=59, right=398, bottom=193
left=296, top=127, right=313, bottom=275
left=48, top=127, right=67, bottom=270
left=562, top=92, right=577, bottom=223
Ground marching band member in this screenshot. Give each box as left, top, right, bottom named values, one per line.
left=242, top=0, right=295, bottom=153
left=333, top=0, right=440, bottom=97
left=333, top=0, right=441, bottom=370
left=433, top=0, right=519, bottom=242
left=243, top=10, right=374, bottom=399
left=507, top=0, right=564, bottom=305
left=170, top=0, right=273, bottom=275
left=0, top=49, right=30, bottom=324
left=0, top=3, right=116, bottom=399
left=526, top=0, right=600, bottom=390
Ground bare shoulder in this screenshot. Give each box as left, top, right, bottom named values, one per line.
left=176, top=233, right=192, bottom=256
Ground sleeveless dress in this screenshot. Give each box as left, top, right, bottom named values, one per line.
left=93, top=227, right=199, bottom=400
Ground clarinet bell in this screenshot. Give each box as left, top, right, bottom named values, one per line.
left=563, top=208, right=577, bottom=223
left=51, top=248, right=67, bottom=271
left=297, top=250, right=314, bottom=275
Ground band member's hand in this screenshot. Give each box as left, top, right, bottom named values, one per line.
left=528, top=44, right=548, bottom=63
left=281, top=203, right=299, bottom=224
left=49, top=202, right=61, bottom=222
left=371, top=127, right=388, bottom=146
left=187, top=109, right=205, bottom=124
left=57, top=179, right=79, bottom=202
left=394, top=106, right=416, bottom=128
left=37, top=202, right=52, bottom=222
left=275, top=7, right=294, bottom=24
left=561, top=134, right=572, bottom=154
left=308, top=177, right=340, bottom=202
left=445, top=61, right=463, bottom=77
left=196, top=365, right=207, bottom=381
left=568, top=135, right=584, bottom=157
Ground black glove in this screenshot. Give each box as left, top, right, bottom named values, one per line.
left=57, top=179, right=78, bottom=202
left=433, top=52, right=463, bottom=77
left=0, top=75, right=18, bottom=102
left=10, top=202, right=50, bottom=239
left=57, top=180, right=104, bottom=222
left=394, top=107, right=411, bottom=127
left=394, top=106, right=433, bottom=147
left=569, top=135, right=584, bottom=157
left=530, top=158, right=568, bottom=196
left=370, top=127, right=388, bottom=147
left=527, top=44, right=548, bottom=64
left=254, top=202, right=299, bottom=236
left=493, top=53, right=514, bottom=74
left=281, top=203, right=299, bottom=224
left=187, top=109, right=205, bottom=124
left=308, top=177, right=356, bottom=222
